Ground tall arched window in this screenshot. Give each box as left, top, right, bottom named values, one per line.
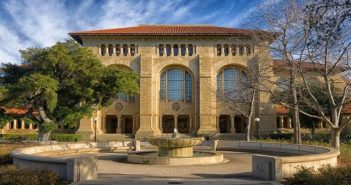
left=130, top=44, right=135, bottom=56
left=160, top=68, right=192, bottom=102
left=166, top=45, right=171, bottom=56
left=224, top=44, right=229, bottom=56
left=101, top=44, right=106, bottom=56
left=159, top=44, right=164, bottom=56
left=188, top=44, right=193, bottom=56
left=216, top=44, right=221, bottom=56
left=217, top=67, right=248, bottom=99
left=123, top=44, right=128, bottom=56
left=108, top=44, right=113, bottom=56
left=173, top=45, right=179, bottom=56
left=181, top=44, right=186, bottom=56
left=116, top=44, right=121, bottom=56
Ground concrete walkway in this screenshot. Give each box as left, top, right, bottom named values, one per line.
left=76, top=151, right=282, bottom=185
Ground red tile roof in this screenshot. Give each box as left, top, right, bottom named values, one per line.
left=1, top=107, right=29, bottom=115
left=274, top=104, right=289, bottom=114
left=69, top=25, right=273, bottom=44
left=273, top=59, right=349, bottom=71
left=342, top=105, right=351, bottom=114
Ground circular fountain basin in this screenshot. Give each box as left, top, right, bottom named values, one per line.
left=148, top=136, right=204, bottom=157
left=127, top=151, right=224, bottom=165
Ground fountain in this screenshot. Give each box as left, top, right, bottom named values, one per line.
left=127, top=129, right=224, bottom=165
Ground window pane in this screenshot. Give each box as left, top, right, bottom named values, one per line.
left=167, top=69, right=184, bottom=101
left=185, top=72, right=192, bottom=101
left=117, top=93, right=128, bottom=101
left=217, top=72, right=222, bottom=96
left=160, top=72, right=166, bottom=99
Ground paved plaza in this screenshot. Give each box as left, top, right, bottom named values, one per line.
left=76, top=150, right=282, bottom=185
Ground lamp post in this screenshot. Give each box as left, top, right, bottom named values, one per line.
left=94, top=117, right=98, bottom=142
left=255, top=117, right=260, bottom=139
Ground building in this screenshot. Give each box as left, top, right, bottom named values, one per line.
left=68, top=24, right=277, bottom=140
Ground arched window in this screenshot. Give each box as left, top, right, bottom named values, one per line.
left=130, top=44, right=135, bottom=56
left=224, top=44, right=229, bottom=56
left=231, top=44, right=237, bottom=56
left=108, top=44, right=113, bottom=56
left=246, top=45, right=251, bottom=55
left=181, top=44, right=186, bottom=56
left=116, top=44, right=121, bottom=56
left=173, top=45, right=179, bottom=56
left=216, top=44, right=221, bottom=56
left=123, top=44, right=128, bottom=56
left=159, top=44, right=164, bottom=56
left=188, top=44, right=193, bottom=56
left=239, top=45, right=244, bottom=56
left=166, top=44, right=171, bottom=56
left=217, top=67, right=248, bottom=99
left=160, top=68, right=192, bottom=102
left=101, top=44, right=106, bottom=56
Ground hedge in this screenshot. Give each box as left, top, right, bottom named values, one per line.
left=0, top=134, right=82, bottom=142
left=267, top=133, right=351, bottom=143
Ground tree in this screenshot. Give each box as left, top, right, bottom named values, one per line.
left=244, top=0, right=351, bottom=148
left=0, top=40, right=139, bottom=141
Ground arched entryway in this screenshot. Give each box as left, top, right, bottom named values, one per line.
left=161, top=115, right=190, bottom=134
left=219, top=115, right=231, bottom=133
left=105, top=115, right=117, bottom=133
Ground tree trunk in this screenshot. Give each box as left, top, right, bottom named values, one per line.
left=38, top=130, right=52, bottom=142
left=37, top=106, right=54, bottom=142
left=290, top=67, right=302, bottom=144
left=331, top=128, right=341, bottom=149
left=311, top=122, right=316, bottom=140
left=246, top=116, right=252, bottom=142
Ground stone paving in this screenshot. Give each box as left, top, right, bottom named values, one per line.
left=76, top=150, right=282, bottom=185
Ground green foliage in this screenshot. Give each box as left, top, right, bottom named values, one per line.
left=0, top=165, right=68, bottom=185
left=285, top=165, right=351, bottom=185
left=39, top=121, right=57, bottom=133
left=0, top=134, right=82, bottom=142
left=50, top=134, right=82, bottom=142
left=0, top=39, right=139, bottom=138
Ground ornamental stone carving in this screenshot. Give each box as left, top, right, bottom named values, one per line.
left=172, top=102, right=181, bottom=112
left=115, top=102, right=123, bottom=112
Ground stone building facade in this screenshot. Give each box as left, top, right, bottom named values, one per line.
left=69, top=25, right=278, bottom=140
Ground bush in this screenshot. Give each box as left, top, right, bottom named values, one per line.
left=0, top=134, right=38, bottom=142
left=267, top=133, right=294, bottom=140
left=50, top=134, right=82, bottom=142
left=0, top=153, right=12, bottom=165
left=0, top=165, right=68, bottom=185
left=0, top=134, right=82, bottom=142
left=285, top=165, right=351, bottom=185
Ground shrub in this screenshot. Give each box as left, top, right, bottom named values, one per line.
left=0, top=134, right=82, bottom=142
left=0, top=153, right=12, bottom=165
left=285, top=165, right=351, bottom=185
left=0, top=165, right=68, bottom=185
left=50, top=134, right=82, bottom=142
left=267, top=133, right=294, bottom=140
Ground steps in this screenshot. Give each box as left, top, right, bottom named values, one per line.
left=96, top=134, right=134, bottom=142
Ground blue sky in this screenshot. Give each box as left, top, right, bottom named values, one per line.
left=0, top=0, right=275, bottom=63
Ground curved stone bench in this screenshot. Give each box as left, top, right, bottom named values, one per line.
left=11, top=141, right=134, bottom=182
left=217, top=141, right=340, bottom=181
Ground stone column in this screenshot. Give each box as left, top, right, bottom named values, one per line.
left=230, top=115, right=236, bottom=133
left=287, top=117, right=292, bottom=128
left=102, top=117, right=106, bottom=133
left=20, top=119, right=25, bottom=129
left=279, top=116, right=284, bottom=128
left=159, top=115, right=163, bottom=133
left=236, top=45, right=239, bottom=56
left=216, top=115, right=220, bottom=132
left=29, top=123, right=33, bottom=129
left=5, top=122, right=9, bottom=130
left=174, top=115, right=178, bottom=131
left=13, top=120, right=17, bottom=130
left=117, top=116, right=122, bottom=133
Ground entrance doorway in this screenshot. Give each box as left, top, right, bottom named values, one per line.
left=219, top=115, right=231, bottom=133
left=122, top=116, right=133, bottom=134
left=162, top=115, right=174, bottom=133
left=106, top=116, right=117, bottom=133
left=235, top=116, right=246, bottom=133
left=178, top=115, right=190, bottom=133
